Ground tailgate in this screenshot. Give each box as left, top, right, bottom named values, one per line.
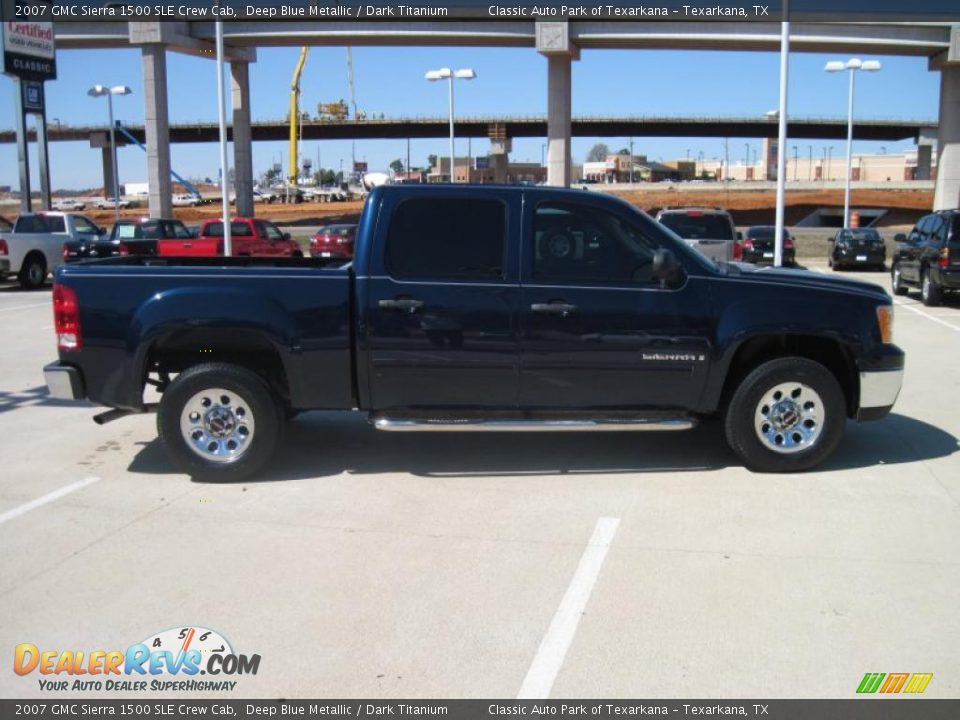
left=684, top=238, right=732, bottom=262
left=157, top=238, right=219, bottom=256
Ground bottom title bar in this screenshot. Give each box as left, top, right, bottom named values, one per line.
left=2, top=700, right=958, bottom=720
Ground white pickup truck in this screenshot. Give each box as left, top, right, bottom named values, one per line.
left=0, top=212, right=106, bottom=289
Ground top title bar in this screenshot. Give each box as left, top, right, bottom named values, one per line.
left=3, top=0, right=960, bottom=21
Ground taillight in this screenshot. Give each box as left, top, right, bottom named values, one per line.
left=742, top=239, right=754, bottom=250
left=118, top=243, right=130, bottom=256
left=53, top=284, right=82, bottom=351
left=733, top=242, right=742, bottom=260
left=62, top=244, right=70, bottom=261
left=939, top=247, right=949, bottom=269
left=784, top=237, right=794, bottom=249
left=0, top=238, right=8, bottom=255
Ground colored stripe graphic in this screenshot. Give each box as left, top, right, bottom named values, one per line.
left=903, top=673, right=933, bottom=694
left=880, top=673, right=909, bottom=693
left=857, top=673, right=885, bottom=694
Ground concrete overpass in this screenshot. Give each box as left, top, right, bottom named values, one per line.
left=46, top=21, right=960, bottom=216
left=0, top=116, right=937, bottom=144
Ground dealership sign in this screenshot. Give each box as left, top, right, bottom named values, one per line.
left=3, top=19, right=57, bottom=80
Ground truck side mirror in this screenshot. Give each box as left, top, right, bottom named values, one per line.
left=653, top=249, right=683, bottom=286
left=283, top=232, right=292, bottom=241
left=894, top=233, right=906, bottom=243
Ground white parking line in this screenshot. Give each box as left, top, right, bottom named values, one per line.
left=0, top=477, right=100, bottom=526
left=894, top=300, right=960, bottom=334
left=0, top=302, right=50, bottom=314
left=517, top=517, right=620, bottom=699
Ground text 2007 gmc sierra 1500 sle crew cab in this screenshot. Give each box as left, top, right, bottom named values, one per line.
left=43, top=185, right=904, bottom=481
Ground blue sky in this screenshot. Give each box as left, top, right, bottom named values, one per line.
left=1, top=43, right=941, bottom=191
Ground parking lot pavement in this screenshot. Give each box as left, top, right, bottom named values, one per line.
left=0, top=269, right=957, bottom=699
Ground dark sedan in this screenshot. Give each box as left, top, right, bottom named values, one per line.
left=739, top=226, right=796, bottom=266
left=829, top=228, right=886, bottom=271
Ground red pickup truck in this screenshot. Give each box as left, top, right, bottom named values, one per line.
left=157, top=217, right=302, bottom=257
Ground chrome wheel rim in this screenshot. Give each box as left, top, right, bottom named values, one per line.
left=754, top=381, right=824, bottom=454
left=922, top=274, right=930, bottom=301
left=892, top=266, right=901, bottom=289
left=179, top=388, right=256, bottom=464
left=28, top=263, right=44, bottom=285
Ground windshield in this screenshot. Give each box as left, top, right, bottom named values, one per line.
left=848, top=229, right=880, bottom=241
left=659, top=213, right=735, bottom=241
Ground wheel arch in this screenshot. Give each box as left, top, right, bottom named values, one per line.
left=717, top=334, right=859, bottom=419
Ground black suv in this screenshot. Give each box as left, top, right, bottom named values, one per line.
left=891, top=210, right=960, bottom=306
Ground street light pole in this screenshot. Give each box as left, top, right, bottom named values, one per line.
left=426, top=67, right=476, bottom=183
left=826, top=58, right=880, bottom=227
left=87, top=84, right=131, bottom=225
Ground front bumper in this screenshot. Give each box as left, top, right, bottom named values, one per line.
left=856, top=346, right=904, bottom=421
left=44, top=362, right=86, bottom=400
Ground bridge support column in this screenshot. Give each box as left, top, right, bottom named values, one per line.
left=934, top=63, right=960, bottom=210
left=141, top=44, right=172, bottom=218
left=101, top=146, right=116, bottom=201
left=488, top=124, right=511, bottom=183
left=537, top=22, right=579, bottom=188
left=232, top=56, right=255, bottom=217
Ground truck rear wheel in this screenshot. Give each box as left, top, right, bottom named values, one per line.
left=157, top=363, right=283, bottom=482
left=724, top=357, right=845, bottom=473
left=18, top=253, right=47, bottom=290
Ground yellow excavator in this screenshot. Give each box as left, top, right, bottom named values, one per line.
left=288, top=46, right=309, bottom=187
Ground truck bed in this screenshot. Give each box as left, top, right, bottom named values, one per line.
left=54, top=255, right=356, bottom=412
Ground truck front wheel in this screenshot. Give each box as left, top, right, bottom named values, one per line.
left=724, top=357, right=846, bottom=473
left=158, top=363, right=283, bottom=481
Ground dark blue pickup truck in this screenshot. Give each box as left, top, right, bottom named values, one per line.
left=44, top=185, right=904, bottom=480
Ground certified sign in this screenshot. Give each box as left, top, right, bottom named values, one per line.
left=3, top=18, right=57, bottom=80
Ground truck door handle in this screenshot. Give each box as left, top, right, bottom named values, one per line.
left=379, top=297, right=424, bottom=312
left=531, top=302, right=578, bottom=316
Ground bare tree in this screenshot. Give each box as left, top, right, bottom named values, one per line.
left=586, top=143, right=610, bottom=162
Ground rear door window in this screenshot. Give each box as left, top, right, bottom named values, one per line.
left=659, top=213, right=734, bottom=240
left=385, top=197, right=506, bottom=280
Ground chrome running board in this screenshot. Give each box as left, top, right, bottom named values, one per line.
left=372, top=415, right=696, bottom=432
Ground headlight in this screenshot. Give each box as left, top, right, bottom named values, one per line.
left=876, top=305, right=894, bottom=344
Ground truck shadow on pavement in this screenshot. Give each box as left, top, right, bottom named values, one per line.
left=0, top=385, right=95, bottom=414
left=126, top=410, right=957, bottom=483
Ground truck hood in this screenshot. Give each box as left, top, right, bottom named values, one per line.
left=722, top=262, right=890, bottom=301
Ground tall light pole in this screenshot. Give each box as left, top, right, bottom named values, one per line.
left=87, top=84, right=131, bottom=224
left=792, top=145, right=798, bottom=181
left=425, top=67, right=476, bottom=183
left=827, top=145, right=834, bottom=180
left=629, top=137, right=634, bottom=185
left=825, top=58, right=881, bottom=228
left=807, top=145, right=813, bottom=180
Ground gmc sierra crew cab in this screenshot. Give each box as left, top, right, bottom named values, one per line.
left=44, top=185, right=904, bottom=481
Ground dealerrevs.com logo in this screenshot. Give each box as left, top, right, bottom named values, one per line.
left=13, top=626, right=261, bottom=692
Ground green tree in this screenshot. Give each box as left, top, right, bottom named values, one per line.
left=427, top=154, right=438, bottom=169
left=390, top=159, right=405, bottom=175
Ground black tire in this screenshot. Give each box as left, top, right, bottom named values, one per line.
left=157, top=363, right=283, bottom=482
left=724, top=357, right=846, bottom=473
left=18, top=253, right=47, bottom=290
left=921, top=269, right=942, bottom=307
left=891, top=263, right=908, bottom=296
